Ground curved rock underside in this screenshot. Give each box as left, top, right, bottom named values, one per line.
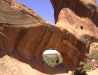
left=0, top=0, right=98, bottom=75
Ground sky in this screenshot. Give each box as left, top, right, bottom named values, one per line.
left=43, top=50, right=59, bottom=54
left=16, top=0, right=54, bottom=24
left=16, top=0, right=98, bottom=24
left=16, top=0, right=98, bottom=54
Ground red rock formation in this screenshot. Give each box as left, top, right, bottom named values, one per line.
left=0, top=0, right=98, bottom=75
left=51, top=0, right=97, bottom=23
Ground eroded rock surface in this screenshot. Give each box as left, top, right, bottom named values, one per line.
left=0, top=0, right=98, bottom=75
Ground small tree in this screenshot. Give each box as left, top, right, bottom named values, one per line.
left=83, top=62, right=93, bottom=70
left=74, top=67, right=87, bottom=75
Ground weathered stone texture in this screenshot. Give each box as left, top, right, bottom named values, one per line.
left=0, top=0, right=98, bottom=75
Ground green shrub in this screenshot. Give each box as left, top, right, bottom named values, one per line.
left=88, top=50, right=98, bottom=62
left=79, top=50, right=98, bottom=71
left=79, top=61, right=85, bottom=67
left=86, top=50, right=98, bottom=65
left=79, top=61, right=92, bottom=70
left=83, top=62, right=92, bottom=70
left=74, top=67, right=87, bottom=75
left=43, top=54, right=63, bottom=67
left=43, top=54, right=57, bottom=67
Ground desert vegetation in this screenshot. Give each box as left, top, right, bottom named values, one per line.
left=74, top=67, right=87, bottom=75
left=73, top=50, right=98, bottom=75
left=79, top=50, right=98, bottom=71
left=43, top=53, right=63, bottom=67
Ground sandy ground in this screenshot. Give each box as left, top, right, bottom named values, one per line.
left=87, top=68, right=98, bottom=75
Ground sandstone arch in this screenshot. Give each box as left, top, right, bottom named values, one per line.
left=0, top=0, right=98, bottom=75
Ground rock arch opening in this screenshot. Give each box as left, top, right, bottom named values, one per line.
left=42, top=50, right=63, bottom=67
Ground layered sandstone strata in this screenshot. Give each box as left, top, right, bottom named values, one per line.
left=0, top=0, right=98, bottom=75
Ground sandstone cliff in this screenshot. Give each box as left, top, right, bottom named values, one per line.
left=0, top=0, right=98, bottom=75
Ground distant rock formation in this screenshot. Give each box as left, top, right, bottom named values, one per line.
left=90, top=42, right=98, bottom=53
left=0, top=0, right=98, bottom=75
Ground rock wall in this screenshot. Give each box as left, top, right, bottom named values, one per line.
left=51, top=0, right=98, bottom=51
left=0, top=0, right=98, bottom=75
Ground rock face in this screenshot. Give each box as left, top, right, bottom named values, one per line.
left=90, top=42, right=98, bottom=53
left=0, top=0, right=98, bottom=75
